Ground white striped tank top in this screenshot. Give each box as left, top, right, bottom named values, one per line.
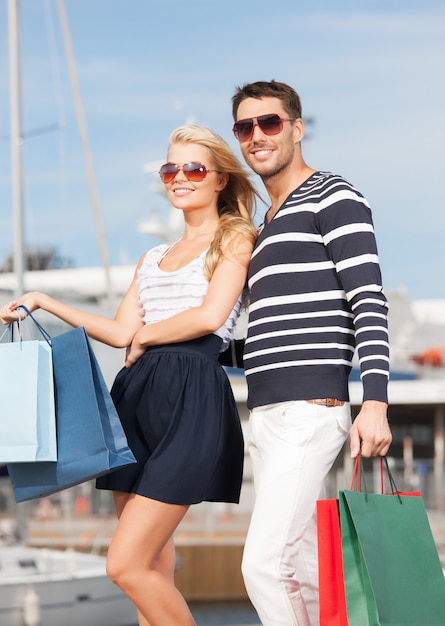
left=137, top=243, right=243, bottom=350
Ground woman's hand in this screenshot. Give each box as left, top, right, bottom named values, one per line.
left=0, top=302, right=17, bottom=324
left=0, top=296, right=35, bottom=324
left=0, top=293, right=42, bottom=324
left=125, top=329, right=147, bottom=367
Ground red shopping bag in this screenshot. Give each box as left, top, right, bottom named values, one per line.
left=317, top=497, right=348, bottom=626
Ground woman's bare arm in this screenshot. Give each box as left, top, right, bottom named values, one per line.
left=0, top=256, right=146, bottom=348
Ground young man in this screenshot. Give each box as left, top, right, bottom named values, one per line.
left=231, top=80, right=392, bottom=626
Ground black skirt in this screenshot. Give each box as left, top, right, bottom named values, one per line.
left=96, top=334, right=244, bottom=505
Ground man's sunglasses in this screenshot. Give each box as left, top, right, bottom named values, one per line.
left=232, top=113, right=295, bottom=142
left=158, top=162, right=218, bottom=184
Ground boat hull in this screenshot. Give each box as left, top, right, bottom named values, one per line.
left=0, top=546, right=136, bottom=626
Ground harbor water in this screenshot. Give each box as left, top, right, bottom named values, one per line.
left=120, top=601, right=260, bottom=626
left=177, top=601, right=259, bottom=626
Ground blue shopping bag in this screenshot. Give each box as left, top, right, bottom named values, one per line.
left=7, top=312, right=136, bottom=502
left=0, top=320, right=57, bottom=463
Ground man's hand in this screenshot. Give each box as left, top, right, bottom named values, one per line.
left=350, top=400, right=392, bottom=458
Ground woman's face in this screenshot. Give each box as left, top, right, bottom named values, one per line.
left=162, top=143, right=227, bottom=215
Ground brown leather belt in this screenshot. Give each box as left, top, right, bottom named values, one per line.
left=306, top=398, right=344, bottom=407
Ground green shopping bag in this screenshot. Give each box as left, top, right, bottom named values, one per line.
left=339, top=457, right=445, bottom=626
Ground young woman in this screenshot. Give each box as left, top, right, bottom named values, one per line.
left=0, top=125, right=258, bottom=626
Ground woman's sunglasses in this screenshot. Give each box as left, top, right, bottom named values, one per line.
left=232, top=113, right=295, bottom=142
left=158, top=162, right=218, bottom=184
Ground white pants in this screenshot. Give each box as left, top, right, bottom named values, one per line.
left=242, top=400, right=351, bottom=626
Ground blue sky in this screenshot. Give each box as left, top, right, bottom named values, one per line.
left=0, top=0, right=444, bottom=299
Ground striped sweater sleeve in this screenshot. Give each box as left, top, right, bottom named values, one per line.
left=317, top=176, right=389, bottom=401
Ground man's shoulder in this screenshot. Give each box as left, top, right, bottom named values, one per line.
left=302, top=170, right=354, bottom=189
left=292, top=170, right=365, bottom=204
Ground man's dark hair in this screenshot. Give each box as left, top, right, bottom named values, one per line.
left=232, top=80, right=302, bottom=120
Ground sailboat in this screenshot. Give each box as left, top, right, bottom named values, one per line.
left=0, top=2, right=138, bottom=624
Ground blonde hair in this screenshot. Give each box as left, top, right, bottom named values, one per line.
left=168, top=125, right=259, bottom=279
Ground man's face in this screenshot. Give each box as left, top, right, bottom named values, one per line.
left=234, top=96, right=299, bottom=181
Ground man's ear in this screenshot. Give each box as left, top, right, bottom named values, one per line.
left=293, top=118, right=305, bottom=143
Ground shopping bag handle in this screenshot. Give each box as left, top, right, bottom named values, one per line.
left=0, top=311, right=26, bottom=345
left=16, top=305, right=52, bottom=345
left=0, top=324, right=12, bottom=343
left=351, top=453, right=402, bottom=503
left=350, top=453, right=362, bottom=491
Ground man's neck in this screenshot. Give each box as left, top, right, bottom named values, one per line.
left=265, top=164, right=316, bottom=222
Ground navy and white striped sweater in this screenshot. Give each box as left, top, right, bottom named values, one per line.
left=244, top=171, right=389, bottom=410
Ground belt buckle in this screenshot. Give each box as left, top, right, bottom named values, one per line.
left=325, top=398, right=336, bottom=407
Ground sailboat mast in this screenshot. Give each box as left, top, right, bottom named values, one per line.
left=8, top=0, right=115, bottom=306
left=8, top=0, right=24, bottom=297
left=56, top=0, right=115, bottom=308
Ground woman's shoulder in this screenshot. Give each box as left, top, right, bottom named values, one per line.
left=136, top=244, right=169, bottom=276
left=141, top=243, right=169, bottom=264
